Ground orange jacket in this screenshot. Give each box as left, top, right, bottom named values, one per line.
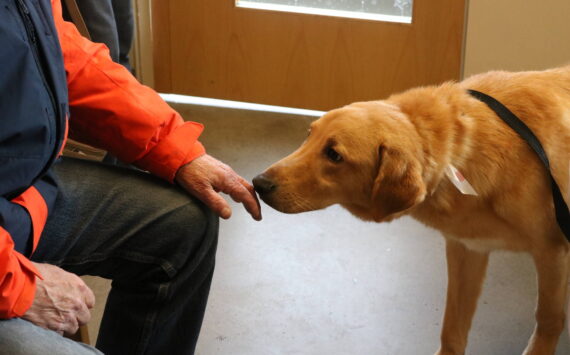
left=0, top=0, right=205, bottom=318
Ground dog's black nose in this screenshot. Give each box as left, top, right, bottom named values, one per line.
left=253, top=174, right=277, bottom=194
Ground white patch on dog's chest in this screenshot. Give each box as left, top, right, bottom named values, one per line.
left=416, top=206, right=516, bottom=253
left=454, top=237, right=507, bottom=253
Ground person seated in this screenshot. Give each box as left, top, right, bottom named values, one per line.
left=0, top=1, right=261, bottom=354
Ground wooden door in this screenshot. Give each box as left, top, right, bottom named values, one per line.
left=152, top=0, right=466, bottom=111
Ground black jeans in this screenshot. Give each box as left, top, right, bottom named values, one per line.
left=30, top=157, right=218, bottom=354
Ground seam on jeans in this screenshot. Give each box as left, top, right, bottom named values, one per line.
left=46, top=252, right=175, bottom=354
left=42, top=250, right=177, bottom=278
left=138, top=282, right=170, bottom=355
left=138, top=215, right=216, bottom=354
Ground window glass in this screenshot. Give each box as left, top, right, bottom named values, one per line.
left=237, top=0, right=413, bottom=23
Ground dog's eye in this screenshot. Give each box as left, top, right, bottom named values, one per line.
left=325, top=147, right=343, bottom=163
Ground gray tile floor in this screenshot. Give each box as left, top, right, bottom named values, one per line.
left=85, top=103, right=570, bottom=354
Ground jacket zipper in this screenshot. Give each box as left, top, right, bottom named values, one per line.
left=15, top=0, right=59, bottom=120
left=14, top=0, right=62, bottom=187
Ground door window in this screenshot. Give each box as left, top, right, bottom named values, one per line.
left=236, top=0, right=413, bottom=23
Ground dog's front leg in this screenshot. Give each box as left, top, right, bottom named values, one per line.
left=523, top=244, right=569, bottom=355
left=435, top=239, right=489, bottom=355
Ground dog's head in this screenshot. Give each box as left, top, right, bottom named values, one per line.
left=253, top=101, right=427, bottom=222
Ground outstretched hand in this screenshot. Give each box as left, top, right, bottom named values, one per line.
left=22, top=263, right=95, bottom=336
left=175, top=154, right=262, bottom=221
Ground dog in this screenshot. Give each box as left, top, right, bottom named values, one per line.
left=253, top=66, right=570, bottom=355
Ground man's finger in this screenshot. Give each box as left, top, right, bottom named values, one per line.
left=62, top=313, right=79, bottom=336
left=46, top=320, right=65, bottom=334
left=76, top=302, right=92, bottom=326
left=236, top=176, right=258, bottom=196
left=223, top=180, right=261, bottom=221
left=235, top=176, right=262, bottom=220
left=77, top=280, right=96, bottom=309
left=196, top=186, right=232, bottom=219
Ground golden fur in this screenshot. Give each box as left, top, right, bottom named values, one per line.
left=254, top=66, right=570, bottom=354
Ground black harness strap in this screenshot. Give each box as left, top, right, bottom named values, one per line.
left=468, top=89, right=570, bottom=243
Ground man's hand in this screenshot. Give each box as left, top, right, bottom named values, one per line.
left=175, top=154, right=262, bottom=221
left=22, top=263, right=95, bottom=336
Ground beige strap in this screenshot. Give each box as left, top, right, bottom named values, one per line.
left=62, top=0, right=91, bottom=40
left=62, top=139, right=107, bottom=161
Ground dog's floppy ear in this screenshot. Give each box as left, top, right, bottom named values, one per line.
left=371, top=145, right=426, bottom=221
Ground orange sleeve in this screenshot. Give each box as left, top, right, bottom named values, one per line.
left=0, top=227, right=41, bottom=319
left=12, top=187, right=49, bottom=253
left=51, top=0, right=205, bottom=181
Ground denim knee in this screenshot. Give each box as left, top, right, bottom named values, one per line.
left=150, top=196, right=219, bottom=276
left=0, top=318, right=102, bottom=355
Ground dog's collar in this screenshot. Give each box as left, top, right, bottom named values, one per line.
left=468, top=89, right=570, bottom=243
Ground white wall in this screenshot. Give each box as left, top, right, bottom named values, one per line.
left=463, top=0, right=570, bottom=77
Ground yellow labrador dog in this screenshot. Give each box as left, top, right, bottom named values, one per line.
left=253, top=66, right=570, bottom=355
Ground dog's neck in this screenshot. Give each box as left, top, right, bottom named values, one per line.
left=388, top=83, right=485, bottom=220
